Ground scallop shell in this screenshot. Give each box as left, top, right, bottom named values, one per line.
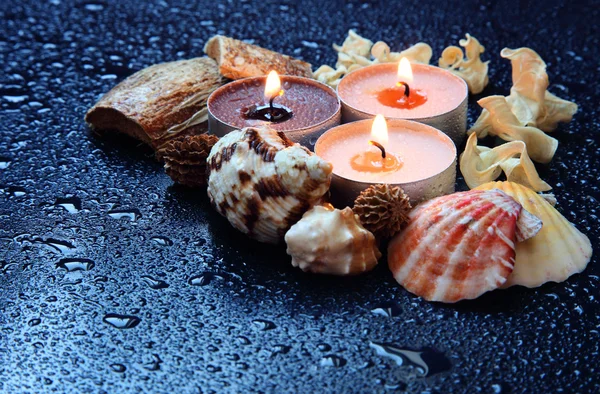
left=475, top=182, right=593, bottom=288
left=207, top=126, right=333, bottom=244
left=285, top=204, right=381, bottom=275
left=388, top=189, right=542, bottom=303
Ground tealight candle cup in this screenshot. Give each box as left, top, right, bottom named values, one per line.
left=315, top=119, right=457, bottom=208
left=208, top=75, right=341, bottom=149
left=337, top=63, right=468, bottom=145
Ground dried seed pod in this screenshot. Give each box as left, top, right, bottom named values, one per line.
left=353, top=184, right=412, bottom=239
left=85, top=57, right=224, bottom=149
left=156, top=134, right=219, bottom=187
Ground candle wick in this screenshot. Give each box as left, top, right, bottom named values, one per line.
left=369, top=140, right=386, bottom=159
left=396, top=82, right=410, bottom=97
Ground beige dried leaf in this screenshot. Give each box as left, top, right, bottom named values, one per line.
left=314, top=30, right=432, bottom=88
left=469, top=48, right=577, bottom=162
left=460, top=133, right=551, bottom=192
left=438, top=34, right=489, bottom=94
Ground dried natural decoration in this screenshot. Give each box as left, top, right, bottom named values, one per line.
left=156, top=134, right=219, bottom=187
left=439, top=33, right=489, bottom=94
left=204, top=35, right=313, bottom=80
left=85, top=57, right=225, bottom=150
left=476, top=182, right=592, bottom=288
left=388, top=189, right=543, bottom=303
left=285, top=204, right=381, bottom=276
left=206, top=126, right=333, bottom=244
left=460, top=133, right=551, bottom=192
left=352, top=184, right=412, bottom=239
left=313, top=30, right=432, bottom=88
left=469, top=47, right=578, bottom=162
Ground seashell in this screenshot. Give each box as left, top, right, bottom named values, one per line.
left=388, top=189, right=542, bottom=303
left=475, top=182, right=593, bottom=288
left=284, top=204, right=381, bottom=275
left=207, top=126, right=333, bottom=244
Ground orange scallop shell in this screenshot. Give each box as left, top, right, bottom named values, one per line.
left=388, top=189, right=528, bottom=303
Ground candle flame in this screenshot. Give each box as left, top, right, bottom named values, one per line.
left=371, top=114, right=388, bottom=146
left=264, top=70, right=282, bottom=101
left=397, top=57, right=413, bottom=83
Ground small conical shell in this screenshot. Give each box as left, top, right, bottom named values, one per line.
left=285, top=204, right=381, bottom=275
left=388, top=189, right=527, bottom=303
left=207, top=126, right=333, bottom=244
left=475, top=181, right=593, bottom=288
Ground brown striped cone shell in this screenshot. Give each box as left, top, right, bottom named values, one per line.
left=476, top=182, right=593, bottom=288
left=285, top=204, right=381, bottom=275
left=206, top=126, right=333, bottom=244
left=388, top=189, right=542, bottom=303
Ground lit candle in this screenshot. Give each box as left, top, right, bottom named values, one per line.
left=337, top=61, right=468, bottom=144
left=376, top=58, right=428, bottom=109
left=349, top=114, right=403, bottom=173
left=243, top=70, right=293, bottom=123
left=208, top=73, right=341, bottom=148
left=315, top=118, right=457, bottom=206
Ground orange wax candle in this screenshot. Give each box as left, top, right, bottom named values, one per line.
left=338, top=63, right=466, bottom=120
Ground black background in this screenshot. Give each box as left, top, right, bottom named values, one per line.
left=1, top=0, right=599, bottom=392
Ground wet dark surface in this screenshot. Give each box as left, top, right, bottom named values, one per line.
left=0, top=0, right=599, bottom=392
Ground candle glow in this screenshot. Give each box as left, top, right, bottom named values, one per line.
left=264, top=70, right=283, bottom=101
left=350, top=115, right=402, bottom=173
left=397, top=57, right=414, bottom=84
left=376, top=57, right=427, bottom=109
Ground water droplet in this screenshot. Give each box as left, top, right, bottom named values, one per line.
left=8, top=186, right=26, bottom=197
left=141, top=276, right=169, bottom=290
left=110, top=363, right=126, bottom=373
left=252, top=319, right=276, bottom=331
left=369, top=342, right=451, bottom=377
left=206, top=364, right=221, bottom=373
left=56, top=258, right=94, bottom=272
left=151, top=236, right=173, bottom=246
left=54, top=197, right=81, bottom=213
left=33, top=238, right=76, bottom=254
left=317, top=343, right=332, bottom=352
left=0, top=158, right=11, bottom=169
left=84, top=3, right=104, bottom=11
left=108, top=208, right=141, bottom=221
left=28, top=318, right=41, bottom=327
left=2, top=95, right=28, bottom=103
left=371, top=303, right=402, bottom=318
left=103, top=313, right=141, bottom=329
left=320, top=355, right=346, bottom=368
left=188, top=272, right=220, bottom=286
left=142, top=354, right=162, bottom=371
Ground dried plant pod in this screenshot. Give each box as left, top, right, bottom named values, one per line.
left=371, top=41, right=432, bottom=64
left=352, top=184, right=412, bottom=239
left=203, top=35, right=313, bottom=80
left=460, top=133, right=551, bottom=191
left=85, top=57, right=225, bottom=150
left=469, top=48, right=577, bottom=162
left=388, top=189, right=542, bottom=303
left=476, top=182, right=592, bottom=288
left=207, top=126, right=333, bottom=244
left=285, top=204, right=381, bottom=275
left=155, top=134, right=219, bottom=187
left=313, top=30, right=432, bottom=88
left=439, top=34, right=489, bottom=94
left=472, top=95, right=559, bottom=163
left=313, top=64, right=347, bottom=88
